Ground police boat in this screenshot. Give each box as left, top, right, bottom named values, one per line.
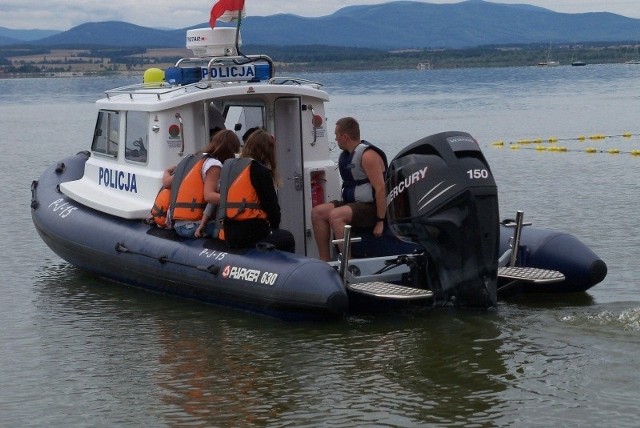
left=30, top=27, right=607, bottom=320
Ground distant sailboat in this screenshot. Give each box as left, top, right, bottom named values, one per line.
left=538, top=43, right=559, bottom=66
left=625, top=44, right=640, bottom=64
left=571, top=54, right=586, bottom=66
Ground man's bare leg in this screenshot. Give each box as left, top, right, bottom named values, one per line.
left=329, top=205, right=353, bottom=256
left=311, top=203, right=335, bottom=261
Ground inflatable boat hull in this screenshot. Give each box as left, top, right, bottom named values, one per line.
left=32, top=153, right=607, bottom=319
left=498, top=224, right=607, bottom=294
left=31, top=153, right=348, bottom=321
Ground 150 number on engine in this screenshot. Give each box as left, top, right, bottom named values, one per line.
left=466, top=169, right=489, bottom=180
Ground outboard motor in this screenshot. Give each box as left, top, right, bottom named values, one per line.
left=386, top=131, right=499, bottom=307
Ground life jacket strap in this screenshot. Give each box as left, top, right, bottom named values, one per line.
left=342, top=178, right=370, bottom=188
left=172, top=201, right=208, bottom=211
left=151, top=203, right=167, bottom=217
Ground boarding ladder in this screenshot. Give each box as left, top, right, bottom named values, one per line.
left=332, top=225, right=433, bottom=300
left=497, top=211, right=565, bottom=294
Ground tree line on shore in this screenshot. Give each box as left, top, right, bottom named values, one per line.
left=1, top=41, right=637, bottom=75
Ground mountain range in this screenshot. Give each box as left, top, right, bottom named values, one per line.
left=2, top=1, right=640, bottom=49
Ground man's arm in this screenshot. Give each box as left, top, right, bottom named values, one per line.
left=361, top=149, right=387, bottom=234
left=162, top=165, right=176, bottom=188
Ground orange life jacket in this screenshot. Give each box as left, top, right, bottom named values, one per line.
left=224, top=159, right=268, bottom=222
left=214, top=158, right=268, bottom=239
left=170, top=156, right=207, bottom=222
left=150, top=187, right=171, bottom=227
left=150, top=154, right=208, bottom=227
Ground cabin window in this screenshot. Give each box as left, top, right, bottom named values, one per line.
left=91, top=110, right=120, bottom=158
left=223, top=104, right=265, bottom=143
left=125, top=111, right=149, bottom=164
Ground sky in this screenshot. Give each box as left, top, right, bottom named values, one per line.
left=1, top=0, right=639, bottom=31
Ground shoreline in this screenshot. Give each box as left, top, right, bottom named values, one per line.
left=1, top=59, right=634, bottom=79
left=2, top=43, right=637, bottom=78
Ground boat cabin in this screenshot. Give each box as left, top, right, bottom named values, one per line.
left=60, top=28, right=341, bottom=258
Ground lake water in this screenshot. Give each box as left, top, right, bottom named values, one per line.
left=2, top=64, right=640, bottom=426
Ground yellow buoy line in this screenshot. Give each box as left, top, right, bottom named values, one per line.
left=490, top=132, right=640, bottom=156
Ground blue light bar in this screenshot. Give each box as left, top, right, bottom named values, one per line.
left=165, top=66, right=202, bottom=86
left=253, top=63, right=272, bottom=81
left=165, top=62, right=272, bottom=86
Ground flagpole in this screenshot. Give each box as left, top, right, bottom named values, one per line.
left=235, top=9, right=243, bottom=56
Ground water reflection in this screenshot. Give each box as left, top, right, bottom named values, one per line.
left=29, top=264, right=516, bottom=426
left=154, top=312, right=513, bottom=426
left=26, top=259, right=640, bottom=426
left=501, top=292, right=595, bottom=309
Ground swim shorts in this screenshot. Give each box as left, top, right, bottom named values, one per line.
left=331, top=200, right=377, bottom=228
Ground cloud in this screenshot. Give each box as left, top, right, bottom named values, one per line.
left=1, top=1, right=639, bottom=31
left=0, top=0, right=214, bottom=30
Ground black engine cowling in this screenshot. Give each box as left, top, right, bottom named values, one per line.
left=386, top=131, right=499, bottom=307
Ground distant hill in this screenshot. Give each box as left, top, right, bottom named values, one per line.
left=237, top=1, right=640, bottom=48
left=0, top=35, right=20, bottom=45
left=2, top=1, right=640, bottom=49
left=0, top=27, right=60, bottom=42
left=33, top=22, right=184, bottom=48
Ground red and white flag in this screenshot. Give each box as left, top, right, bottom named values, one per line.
left=210, top=0, right=245, bottom=28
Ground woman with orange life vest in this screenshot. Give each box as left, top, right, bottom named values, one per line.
left=150, top=129, right=240, bottom=237
left=215, top=129, right=295, bottom=252
left=194, top=126, right=263, bottom=238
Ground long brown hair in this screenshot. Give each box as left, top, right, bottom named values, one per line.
left=242, top=129, right=279, bottom=186
left=202, top=129, right=240, bottom=163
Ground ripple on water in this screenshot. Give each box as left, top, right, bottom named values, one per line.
left=560, top=306, right=640, bottom=331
